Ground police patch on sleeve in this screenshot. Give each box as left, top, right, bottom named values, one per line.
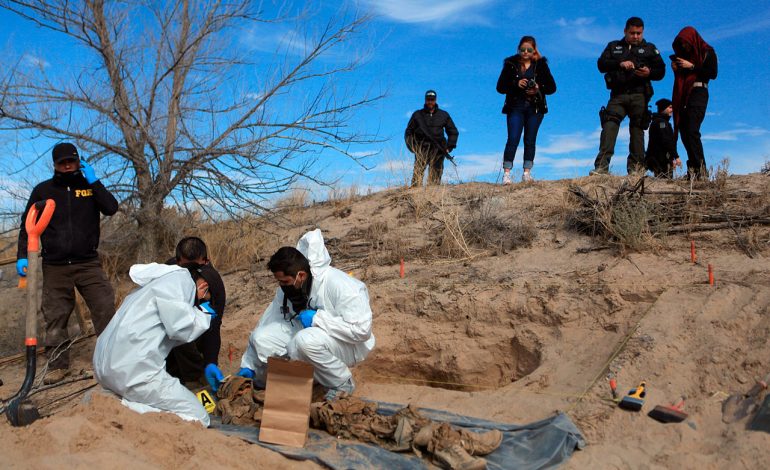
left=654, top=49, right=660, bottom=55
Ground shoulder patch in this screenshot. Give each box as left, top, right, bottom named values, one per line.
left=654, top=49, right=660, bottom=55
left=659, top=122, right=666, bottom=129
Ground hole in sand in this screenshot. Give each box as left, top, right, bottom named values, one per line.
left=360, top=335, right=542, bottom=392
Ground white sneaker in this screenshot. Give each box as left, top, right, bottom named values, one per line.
left=502, top=173, right=512, bottom=185
left=522, top=172, right=533, bottom=182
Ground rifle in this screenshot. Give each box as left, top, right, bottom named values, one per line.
left=408, top=111, right=458, bottom=168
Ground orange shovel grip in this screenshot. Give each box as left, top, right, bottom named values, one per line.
left=25, top=199, right=56, bottom=252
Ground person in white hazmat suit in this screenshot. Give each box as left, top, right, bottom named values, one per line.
left=93, top=263, right=217, bottom=426
left=205, top=229, right=375, bottom=398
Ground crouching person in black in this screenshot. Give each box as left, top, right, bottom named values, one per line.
left=646, top=98, right=681, bottom=178
left=165, top=237, right=227, bottom=387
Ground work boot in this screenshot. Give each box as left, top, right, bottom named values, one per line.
left=459, top=428, right=503, bottom=456
left=43, top=368, right=67, bottom=385
left=434, top=443, right=488, bottom=470
left=413, top=423, right=439, bottom=448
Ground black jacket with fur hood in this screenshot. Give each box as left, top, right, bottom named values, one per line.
left=496, top=55, right=556, bottom=114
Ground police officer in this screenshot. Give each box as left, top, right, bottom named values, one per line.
left=591, top=17, right=665, bottom=175
left=646, top=98, right=681, bottom=178
left=404, top=90, right=459, bottom=187
left=17, top=142, right=118, bottom=384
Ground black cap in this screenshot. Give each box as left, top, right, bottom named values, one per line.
left=52, top=143, right=79, bottom=163
left=655, top=98, right=672, bottom=113
left=425, top=90, right=437, bottom=100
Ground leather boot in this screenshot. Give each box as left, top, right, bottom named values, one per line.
left=434, top=443, right=488, bottom=470
left=459, top=428, right=503, bottom=456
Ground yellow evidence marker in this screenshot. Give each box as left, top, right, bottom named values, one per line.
left=196, top=389, right=217, bottom=414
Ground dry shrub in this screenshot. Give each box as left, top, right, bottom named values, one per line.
left=607, top=197, right=661, bottom=251
left=273, top=188, right=310, bottom=226
left=397, top=191, right=438, bottom=221
left=461, top=197, right=536, bottom=254
left=200, top=219, right=272, bottom=272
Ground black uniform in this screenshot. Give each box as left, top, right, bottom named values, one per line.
left=17, top=171, right=119, bottom=370
left=404, top=106, right=459, bottom=186
left=594, top=38, right=665, bottom=174
left=646, top=112, right=679, bottom=178
left=164, top=259, right=227, bottom=383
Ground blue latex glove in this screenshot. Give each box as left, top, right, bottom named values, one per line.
left=237, top=368, right=255, bottom=379
left=79, top=159, right=99, bottom=184
left=204, top=363, right=224, bottom=392
left=298, top=309, right=317, bottom=328
left=16, top=258, right=28, bottom=277
left=198, top=301, right=216, bottom=319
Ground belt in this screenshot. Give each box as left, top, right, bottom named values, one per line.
left=692, top=81, right=708, bottom=89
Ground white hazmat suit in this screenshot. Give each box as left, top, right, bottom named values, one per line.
left=93, top=263, right=212, bottom=426
left=241, top=229, right=375, bottom=390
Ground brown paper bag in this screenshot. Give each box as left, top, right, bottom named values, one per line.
left=258, top=357, right=315, bottom=447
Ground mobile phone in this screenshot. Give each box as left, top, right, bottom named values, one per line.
left=669, top=54, right=678, bottom=61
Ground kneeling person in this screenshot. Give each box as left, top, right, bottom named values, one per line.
left=207, top=229, right=375, bottom=399
left=93, top=263, right=217, bottom=426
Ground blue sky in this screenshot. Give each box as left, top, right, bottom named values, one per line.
left=1, top=1, right=769, bottom=205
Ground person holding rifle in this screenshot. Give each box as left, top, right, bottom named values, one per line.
left=404, top=90, right=459, bottom=187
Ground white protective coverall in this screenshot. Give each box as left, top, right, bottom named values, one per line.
left=241, top=229, right=375, bottom=390
left=93, top=263, right=212, bottom=426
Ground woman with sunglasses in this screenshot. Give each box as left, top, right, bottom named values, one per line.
left=496, top=36, right=556, bottom=184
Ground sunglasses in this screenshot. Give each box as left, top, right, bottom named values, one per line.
left=519, top=47, right=535, bottom=53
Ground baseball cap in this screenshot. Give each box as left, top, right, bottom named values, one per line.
left=52, top=143, right=79, bottom=163
left=655, top=98, right=672, bottom=112
left=425, top=90, right=437, bottom=100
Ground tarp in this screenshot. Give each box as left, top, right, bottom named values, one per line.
left=210, top=401, right=585, bottom=469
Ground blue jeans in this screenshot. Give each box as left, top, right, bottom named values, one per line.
left=503, top=103, right=544, bottom=170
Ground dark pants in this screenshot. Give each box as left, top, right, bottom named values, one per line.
left=167, top=342, right=206, bottom=383
left=680, top=88, right=709, bottom=180
left=503, top=103, right=544, bottom=170
left=42, top=258, right=115, bottom=369
left=594, top=92, right=647, bottom=174
left=411, top=147, right=445, bottom=187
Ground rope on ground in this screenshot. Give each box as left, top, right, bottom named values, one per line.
left=565, top=288, right=668, bottom=415
left=38, top=383, right=98, bottom=413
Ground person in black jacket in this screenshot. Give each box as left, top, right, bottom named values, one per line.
left=404, top=90, right=459, bottom=187
left=164, top=237, right=227, bottom=386
left=646, top=98, right=681, bottom=178
left=496, top=35, right=557, bottom=184
left=591, top=17, right=665, bottom=175
left=16, top=142, right=119, bottom=384
left=671, top=26, right=718, bottom=180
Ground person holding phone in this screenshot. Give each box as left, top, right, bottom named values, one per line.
left=496, top=35, right=556, bottom=184
left=671, top=26, right=718, bottom=180
left=16, top=142, right=119, bottom=384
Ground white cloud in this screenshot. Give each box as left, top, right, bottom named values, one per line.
left=22, top=53, right=49, bottom=69
left=555, top=17, right=618, bottom=46
left=361, top=0, right=495, bottom=24
left=706, top=14, right=770, bottom=41
left=702, top=126, right=769, bottom=141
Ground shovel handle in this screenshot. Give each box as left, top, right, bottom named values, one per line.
left=25, top=199, right=56, bottom=253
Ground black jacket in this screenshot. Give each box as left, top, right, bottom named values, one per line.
left=18, top=173, right=118, bottom=264
left=646, top=112, right=678, bottom=172
left=598, top=38, right=665, bottom=96
left=404, top=105, right=459, bottom=154
left=165, top=258, right=226, bottom=365
left=496, top=56, right=557, bottom=114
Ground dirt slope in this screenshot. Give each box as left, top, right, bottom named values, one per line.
left=1, top=173, right=768, bottom=469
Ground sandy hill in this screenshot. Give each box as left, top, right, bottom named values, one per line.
left=1, top=172, right=769, bottom=469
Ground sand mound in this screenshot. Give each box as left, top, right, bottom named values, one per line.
left=1, top=173, right=769, bottom=468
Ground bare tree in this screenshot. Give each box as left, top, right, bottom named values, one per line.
left=0, top=0, right=382, bottom=260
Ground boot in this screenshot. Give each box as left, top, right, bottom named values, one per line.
left=413, top=423, right=439, bottom=448
left=459, top=428, right=503, bottom=456
left=434, top=443, right=488, bottom=470
left=43, top=368, right=67, bottom=385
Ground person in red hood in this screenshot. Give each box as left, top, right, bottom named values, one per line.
left=671, top=26, right=718, bottom=180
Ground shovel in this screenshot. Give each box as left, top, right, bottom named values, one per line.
left=5, top=199, right=56, bottom=426
left=722, top=371, right=770, bottom=424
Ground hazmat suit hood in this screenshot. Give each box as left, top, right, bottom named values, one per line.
left=129, top=262, right=185, bottom=286
left=296, top=228, right=331, bottom=278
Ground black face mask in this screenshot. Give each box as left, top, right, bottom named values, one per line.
left=53, top=170, right=84, bottom=186
left=281, top=273, right=312, bottom=313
